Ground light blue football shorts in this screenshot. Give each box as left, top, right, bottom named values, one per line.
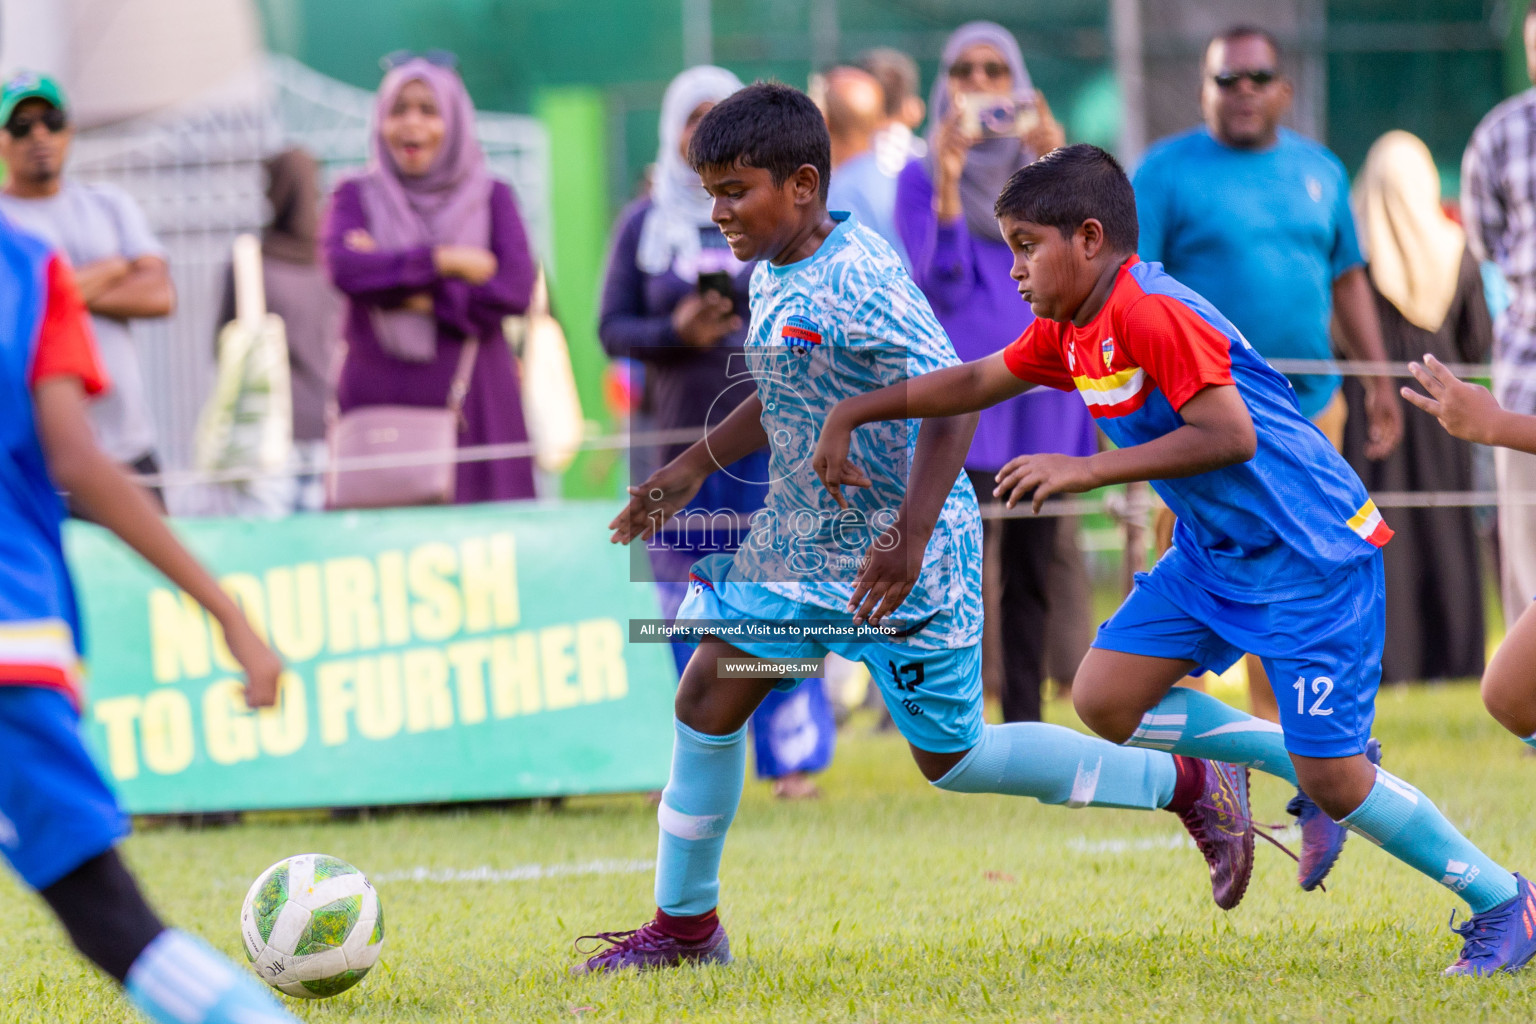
left=677, top=553, right=983, bottom=753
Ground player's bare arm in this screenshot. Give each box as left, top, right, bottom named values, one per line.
left=85, top=254, right=175, bottom=320
left=1402, top=353, right=1536, bottom=452
left=814, top=350, right=1031, bottom=508
left=847, top=409, right=978, bottom=625
left=609, top=393, right=770, bottom=545
left=995, top=383, right=1256, bottom=512
left=70, top=255, right=132, bottom=303
left=30, top=375, right=282, bottom=707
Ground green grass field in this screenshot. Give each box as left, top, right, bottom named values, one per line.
left=5, top=683, right=1535, bottom=1023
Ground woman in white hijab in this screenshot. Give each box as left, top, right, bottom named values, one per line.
left=1343, top=130, right=1492, bottom=684
left=600, top=66, right=747, bottom=447
left=597, top=66, right=838, bottom=799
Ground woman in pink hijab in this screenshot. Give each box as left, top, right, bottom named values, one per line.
left=323, top=54, right=537, bottom=502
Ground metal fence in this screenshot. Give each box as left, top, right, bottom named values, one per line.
left=68, top=54, right=550, bottom=512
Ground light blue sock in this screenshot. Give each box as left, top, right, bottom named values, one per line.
left=124, top=929, right=298, bottom=1024
left=654, top=719, right=748, bottom=916
left=1341, top=765, right=1519, bottom=913
left=1125, top=686, right=1299, bottom=785
left=1524, top=733, right=1536, bottom=752
left=933, top=722, right=1176, bottom=810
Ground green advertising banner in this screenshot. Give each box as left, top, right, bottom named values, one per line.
left=65, top=502, right=676, bottom=813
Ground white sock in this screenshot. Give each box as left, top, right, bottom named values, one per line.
left=124, top=930, right=297, bottom=1024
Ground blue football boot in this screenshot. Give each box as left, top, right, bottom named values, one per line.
left=1288, top=737, right=1382, bottom=891
left=1445, top=874, right=1536, bottom=976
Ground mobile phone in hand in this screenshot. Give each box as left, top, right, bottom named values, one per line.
left=957, top=91, right=1038, bottom=141
left=697, top=270, right=734, bottom=301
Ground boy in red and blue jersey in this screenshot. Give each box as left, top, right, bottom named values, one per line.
left=815, top=144, right=1536, bottom=976
left=0, top=214, right=300, bottom=1022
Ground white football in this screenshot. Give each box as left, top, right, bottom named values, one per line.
left=239, top=853, right=384, bottom=999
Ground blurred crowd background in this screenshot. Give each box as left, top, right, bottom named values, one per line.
left=4, top=0, right=1520, bottom=502
left=2, top=0, right=1531, bottom=787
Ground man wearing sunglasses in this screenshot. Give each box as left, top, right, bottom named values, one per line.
left=1128, top=27, right=1401, bottom=767
left=0, top=72, right=175, bottom=508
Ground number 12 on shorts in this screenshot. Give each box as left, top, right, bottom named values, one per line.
left=1293, top=675, right=1334, bottom=717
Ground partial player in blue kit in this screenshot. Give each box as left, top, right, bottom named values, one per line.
left=815, top=143, right=1536, bottom=977
left=573, top=83, right=1270, bottom=976
left=0, top=214, right=301, bottom=1022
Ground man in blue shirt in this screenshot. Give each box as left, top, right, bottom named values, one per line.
left=822, top=66, right=908, bottom=267
left=1131, top=24, right=1402, bottom=724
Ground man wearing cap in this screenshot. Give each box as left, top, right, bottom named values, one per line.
left=0, top=72, right=174, bottom=503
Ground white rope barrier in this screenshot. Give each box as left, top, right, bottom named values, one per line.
left=129, top=357, right=1530, bottom=516
left=979, top=490, right=1515, bottom=521
left=1265, top=357, right=1502, bottom=379
left=646, top=489, right=1519, bottom=531
left=131, top=427, right=709, bottom=489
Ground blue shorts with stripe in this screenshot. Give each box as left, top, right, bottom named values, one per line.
left=1093, top=555, right=1384, bottom=759
left=678, top=554, right=983, bottom=753
left=0, top=686, right=128, bottom=889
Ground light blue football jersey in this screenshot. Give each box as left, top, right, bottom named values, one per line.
left=723, top=213, right=982, bottom=649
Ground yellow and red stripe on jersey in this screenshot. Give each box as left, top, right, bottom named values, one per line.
left=0, top=618, right=83, bottom=705
left=1346, top=500, right=1393, bottom=547
left=1071, top=363, right=1155, bottom=418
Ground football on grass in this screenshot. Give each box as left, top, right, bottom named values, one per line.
left=240, top=853, right=384, bottom=998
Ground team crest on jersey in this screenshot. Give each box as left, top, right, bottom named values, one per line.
left=1101, top=338, right=1116, bottom=371
left=781, top=314, right=823, bottom=354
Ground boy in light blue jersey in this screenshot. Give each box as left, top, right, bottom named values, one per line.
left=816, top=143, right=1536, bottom=977
left=574, top=84, right=1268, bottom=975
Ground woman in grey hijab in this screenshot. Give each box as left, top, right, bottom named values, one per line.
left=894, top=22, right=1095, bottom=724
left=924, top=21, right=1062, bottom=241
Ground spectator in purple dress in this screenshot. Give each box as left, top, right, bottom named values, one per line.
left=323, top=55, right=536, bottom=503
left=895, top=22, right=1095, bottom=722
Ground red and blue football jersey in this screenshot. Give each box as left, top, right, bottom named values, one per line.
left=1003, top=257, right=1389, bottom=601
left=0, top=216, right=109, bottom=701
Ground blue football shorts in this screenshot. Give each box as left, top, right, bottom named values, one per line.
left=1093, top=555, right=1385, bottom=759
left=0, top=685, right=128, bottom=890
left=677, top=554, right=984, bottom=753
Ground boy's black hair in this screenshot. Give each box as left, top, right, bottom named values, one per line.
left=993, top=144, right=1139, bottom=253
left=1207, top=24, right=1283, bottom=69
left=687, top=81, right=831, bottom=201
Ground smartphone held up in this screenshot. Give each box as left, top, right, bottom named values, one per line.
left=697, top=270, right=734, bottom=301
left=956, top=90, right=1039, bottom=141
